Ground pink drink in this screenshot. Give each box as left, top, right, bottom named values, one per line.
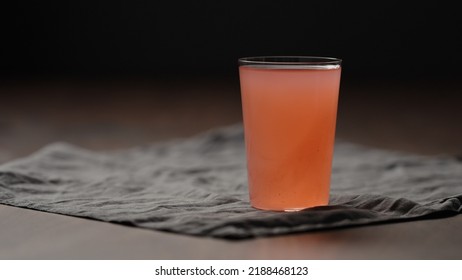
left=239, top=57, right=341, bottom=211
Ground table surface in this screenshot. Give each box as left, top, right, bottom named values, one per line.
left=1, top=79, right=461, bottom=259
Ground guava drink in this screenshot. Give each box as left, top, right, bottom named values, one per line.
left=239, top=65, right=341, bottom=211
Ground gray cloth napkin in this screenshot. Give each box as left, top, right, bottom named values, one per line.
left=0, top=125, right=461, bottom=239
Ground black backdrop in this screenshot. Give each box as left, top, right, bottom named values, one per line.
left=1, top=1, right=461, bottom=82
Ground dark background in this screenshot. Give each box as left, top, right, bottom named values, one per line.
left=1, top=1, right=462, bottom=158
left=2, top=1, right=461, bottom=82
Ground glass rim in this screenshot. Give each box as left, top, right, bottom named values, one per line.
left=238, top=56, right=342, bottom=67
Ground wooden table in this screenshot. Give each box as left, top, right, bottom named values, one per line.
left=1, top=79, right=461, bottom=259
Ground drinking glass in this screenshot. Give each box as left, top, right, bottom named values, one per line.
left=238, top=56, right=342, bottom=211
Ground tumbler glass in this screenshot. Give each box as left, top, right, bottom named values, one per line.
left=238, top=56, right=342, bottom=211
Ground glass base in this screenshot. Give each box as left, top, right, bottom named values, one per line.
left=251, top=204, right=326, bottom=212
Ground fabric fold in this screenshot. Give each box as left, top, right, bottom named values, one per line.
left=0, top=125, right=461, bottom=239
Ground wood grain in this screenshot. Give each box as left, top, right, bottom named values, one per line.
left=1, top=80, right=461, bottom=259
